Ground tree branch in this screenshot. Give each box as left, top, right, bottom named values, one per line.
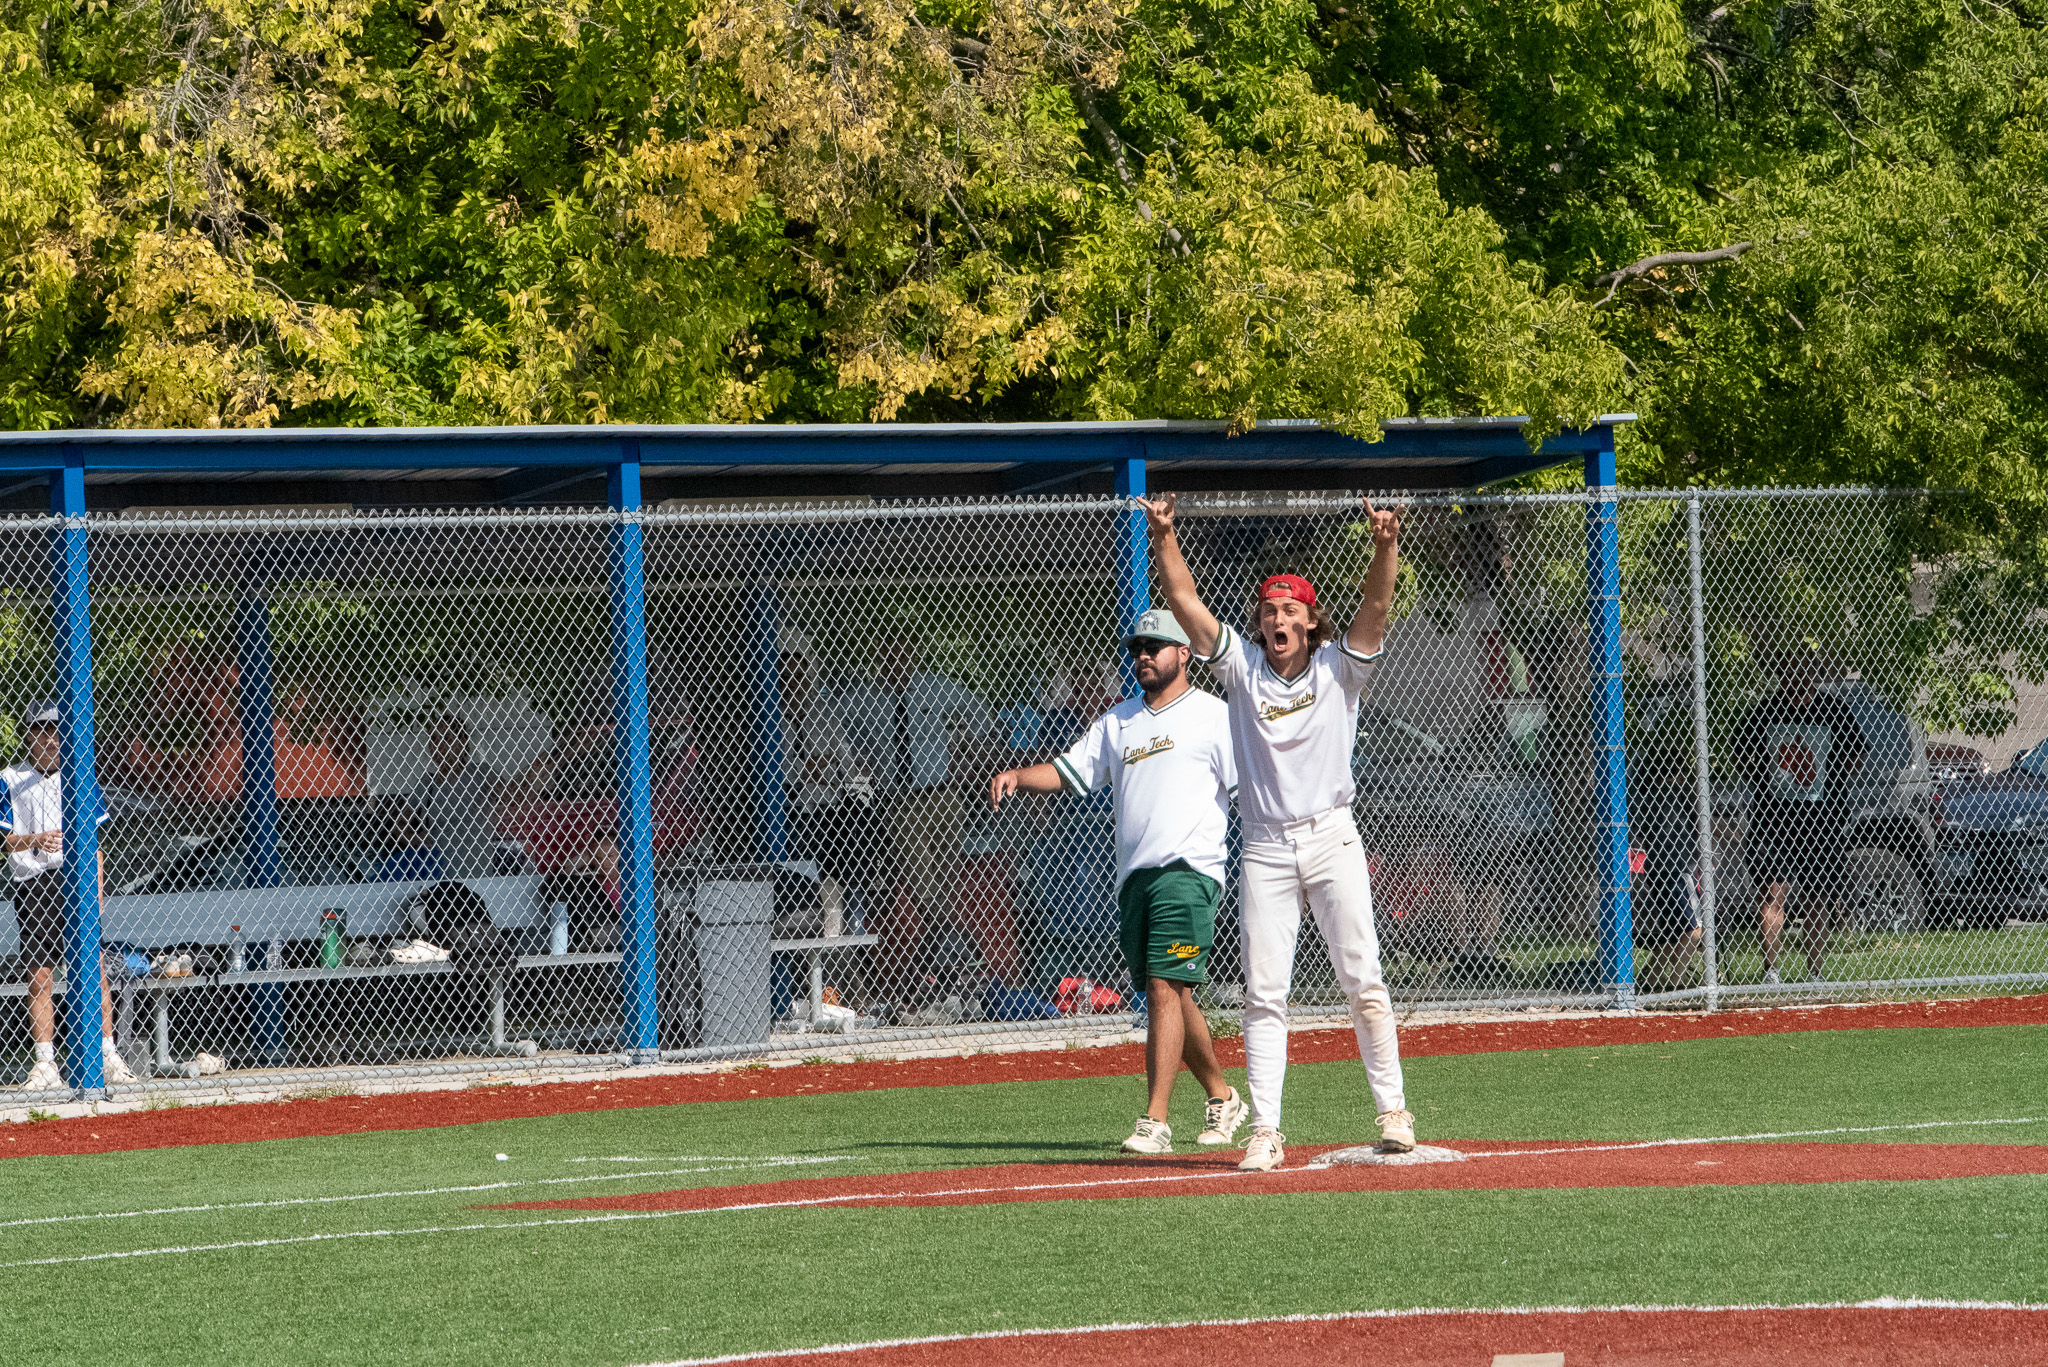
left=1070, top=80, right=1130, bottom=186
left=1594, top=242, right=1752, bottom=303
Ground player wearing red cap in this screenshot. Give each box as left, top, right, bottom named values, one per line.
left=1138, top=492, right=1413, bottom=1172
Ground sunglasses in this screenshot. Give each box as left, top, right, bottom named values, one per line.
left=1127, top=639, right=1180, bottom=658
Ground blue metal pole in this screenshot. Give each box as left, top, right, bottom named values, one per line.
left=235, top=594, right=284, bottom=889
left=750, top=584, right=788, bottom=863
left=608, top=447, right=661, bottom=1058
left=1585, top=438, right=1635, bottom=1008
left=50, top=452, right=107, bottom=1092
left=1114, top=447, right=1150, bottom=697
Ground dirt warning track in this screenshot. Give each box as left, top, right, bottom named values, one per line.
left=8, top=995, right=2044, bottom=1160
left=490, top=1139, right=2048, bottom=1215
left=649, top=1304, right=2048, bottom=1367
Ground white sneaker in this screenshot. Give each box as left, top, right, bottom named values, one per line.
left=102, top=1050, right=138, bottom=1084
left=24, top=1059, right=63, bottom=1091
left=1761, top=969, right=1783, bottom=986
left=1237, top=1126, right=1286, bottom=1172
left=1197, top=1087, right=1247, bottom=1146
left=1377, top=1108, right=1417, bottom=1153
left=1121, top=1116, right=1172, bottom=1154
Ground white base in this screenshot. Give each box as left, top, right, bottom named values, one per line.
left=1310, top=1142, right=1468, bottom=1168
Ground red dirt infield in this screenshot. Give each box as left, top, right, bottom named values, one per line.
left=669, top=1305, right=2048, bottom=1367
left=6, top=994, right=2043, bottom=1160
left=491, top=1140, right=2048, bottom=1215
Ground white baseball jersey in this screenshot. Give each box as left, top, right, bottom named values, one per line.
left=0, top=764, right=110, bottom=882
left=1199, top=625, right=1380, bottom=828
left=1052, top=687, right=1236, bottom=888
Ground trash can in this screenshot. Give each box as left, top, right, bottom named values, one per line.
left=693, top=876, right=774, bottom=1049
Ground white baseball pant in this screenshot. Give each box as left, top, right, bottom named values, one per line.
left=1239, top=805, right=1405, bottom=1130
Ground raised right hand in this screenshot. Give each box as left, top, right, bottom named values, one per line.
left=1136, top=492, right=1178, bottom=538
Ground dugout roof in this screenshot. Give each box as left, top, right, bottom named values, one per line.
left=0, top=417, right=1635, bottom=511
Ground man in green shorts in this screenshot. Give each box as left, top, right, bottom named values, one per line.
left=991, top=609, right=1243, bottom=1153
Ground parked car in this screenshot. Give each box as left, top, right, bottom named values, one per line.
left=107, top=797, right=388, bottom=895
left=1724, top=680, right=1941, bottom=934
left=1927, top=742, right=1990, bottom=785
left=1929, top=737, right=2048, bottom=928
left=1351, top=703, right=1560, bottom=960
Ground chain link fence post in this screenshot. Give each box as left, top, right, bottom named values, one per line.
left=233, top=592, right=286, bottom=890
left=1586, top=446, right=1636, bottom=1009
left=608, top=450, right=662, bottom=1062
left=1114, top=447, right=1150, bottom=695
left=749, top=580, right=789, bottom=863
left=1685, top=490, right=1721, bottom=1011
left=51, top=453, right=108, bottom=1095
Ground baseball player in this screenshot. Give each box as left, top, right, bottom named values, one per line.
left=6, top=701, right=128, bottom=1090
left=1140, top=493, right=1413, bottom=1171
left=990, top=608, right=1245, bottom=1154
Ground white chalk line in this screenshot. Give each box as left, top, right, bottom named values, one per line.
left=633, top=1298, right=2048, bottom=1366
left=0, top=1171, right=1267, bottom=1269
left=10, top=1116, right=2045, bottom=1270
left=0, top=1209, right=700, bottom=1268
left=1305, top=1116, right=2048, bottom=1167
left=568, top=1156, right=771, bottom=1163
left=0, top=1156, right=858, bottom=1232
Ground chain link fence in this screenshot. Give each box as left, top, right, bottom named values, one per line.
left=4, top=487, right=2045, bottom=1100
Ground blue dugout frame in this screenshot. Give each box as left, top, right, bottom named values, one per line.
left=2, top=417, right=1638, bottom=1092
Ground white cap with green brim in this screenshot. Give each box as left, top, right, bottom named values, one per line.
left=1125, top=608, right=1191, bottom=648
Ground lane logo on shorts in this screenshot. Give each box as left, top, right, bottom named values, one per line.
left=1122, top=736, right=1176, bottom=765
left=1257, top=692, right=1316, bottom=723
left=1167, top=940, right=1203, bottom=960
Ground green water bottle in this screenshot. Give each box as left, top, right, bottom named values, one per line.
left=318, top=908, right=346, bottom=968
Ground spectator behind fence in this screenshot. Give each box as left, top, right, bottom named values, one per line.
left=1734, top=650, right=1867, bottom=984
left=414, top=713, right=508, bottom=879
left=5, top=702, right=132, bottom=1089
left=1632, top=732, right=1704, bottom=993
left=777, top=646, right=870, bottom=894
left=840, top=631, right=1000, bottom=995
left=1022, top=658, right=1123, bottom=989
left=373, top=797, right=447, bottom=884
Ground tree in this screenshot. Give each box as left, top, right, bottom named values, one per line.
left=1, top=0, right=1624, bottom=437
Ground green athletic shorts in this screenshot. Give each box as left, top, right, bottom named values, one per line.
left=1117, top=861, right=1221, bottom=986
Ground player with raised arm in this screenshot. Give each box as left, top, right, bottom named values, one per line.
left=1139, top=492, right=1413, bottom=1172
left=990, top=609, right=1245, bottom=1154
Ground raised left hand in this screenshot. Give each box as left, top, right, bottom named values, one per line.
left=1364, top=496, right=1399, bottom=550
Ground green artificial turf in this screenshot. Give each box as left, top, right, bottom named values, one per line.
left=1376, top=923, right=2048, bottom=994
left=1, top=1023, right=2043, bottom=1365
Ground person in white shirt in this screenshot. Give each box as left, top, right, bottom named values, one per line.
left=4, top=702, right=131, bottom=1090
left=840, top=634, right=998, bottom=996
left=990, top=609, right=1246, bottom=1154
left=1142, top=492, right=1416, bottom=1171
left=777, top=646, right=882, bottom=934
left=413, top=713, right=509, bottom=880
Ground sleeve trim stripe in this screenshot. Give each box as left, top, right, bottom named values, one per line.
left=1194, top=626, right=1233, bottom=665
left=1336, top=635, right=1385, bottom=664
left=1053, top=755, right=1089, bottom=794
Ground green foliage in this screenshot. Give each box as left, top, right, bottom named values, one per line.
left=1, top=0, right=1624, bottom=435
left=4, top=0, right=2045, bottom=587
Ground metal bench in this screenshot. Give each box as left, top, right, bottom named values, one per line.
left=6, top=935, right=879, bottom=1074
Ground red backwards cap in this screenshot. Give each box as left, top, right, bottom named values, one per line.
left=1258, top=573, right=1317, bottom=607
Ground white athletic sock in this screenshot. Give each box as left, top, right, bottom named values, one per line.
left=102, top=1034, right=118, bottom=1055
left=35, top=1041, right=54, bottom=1063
